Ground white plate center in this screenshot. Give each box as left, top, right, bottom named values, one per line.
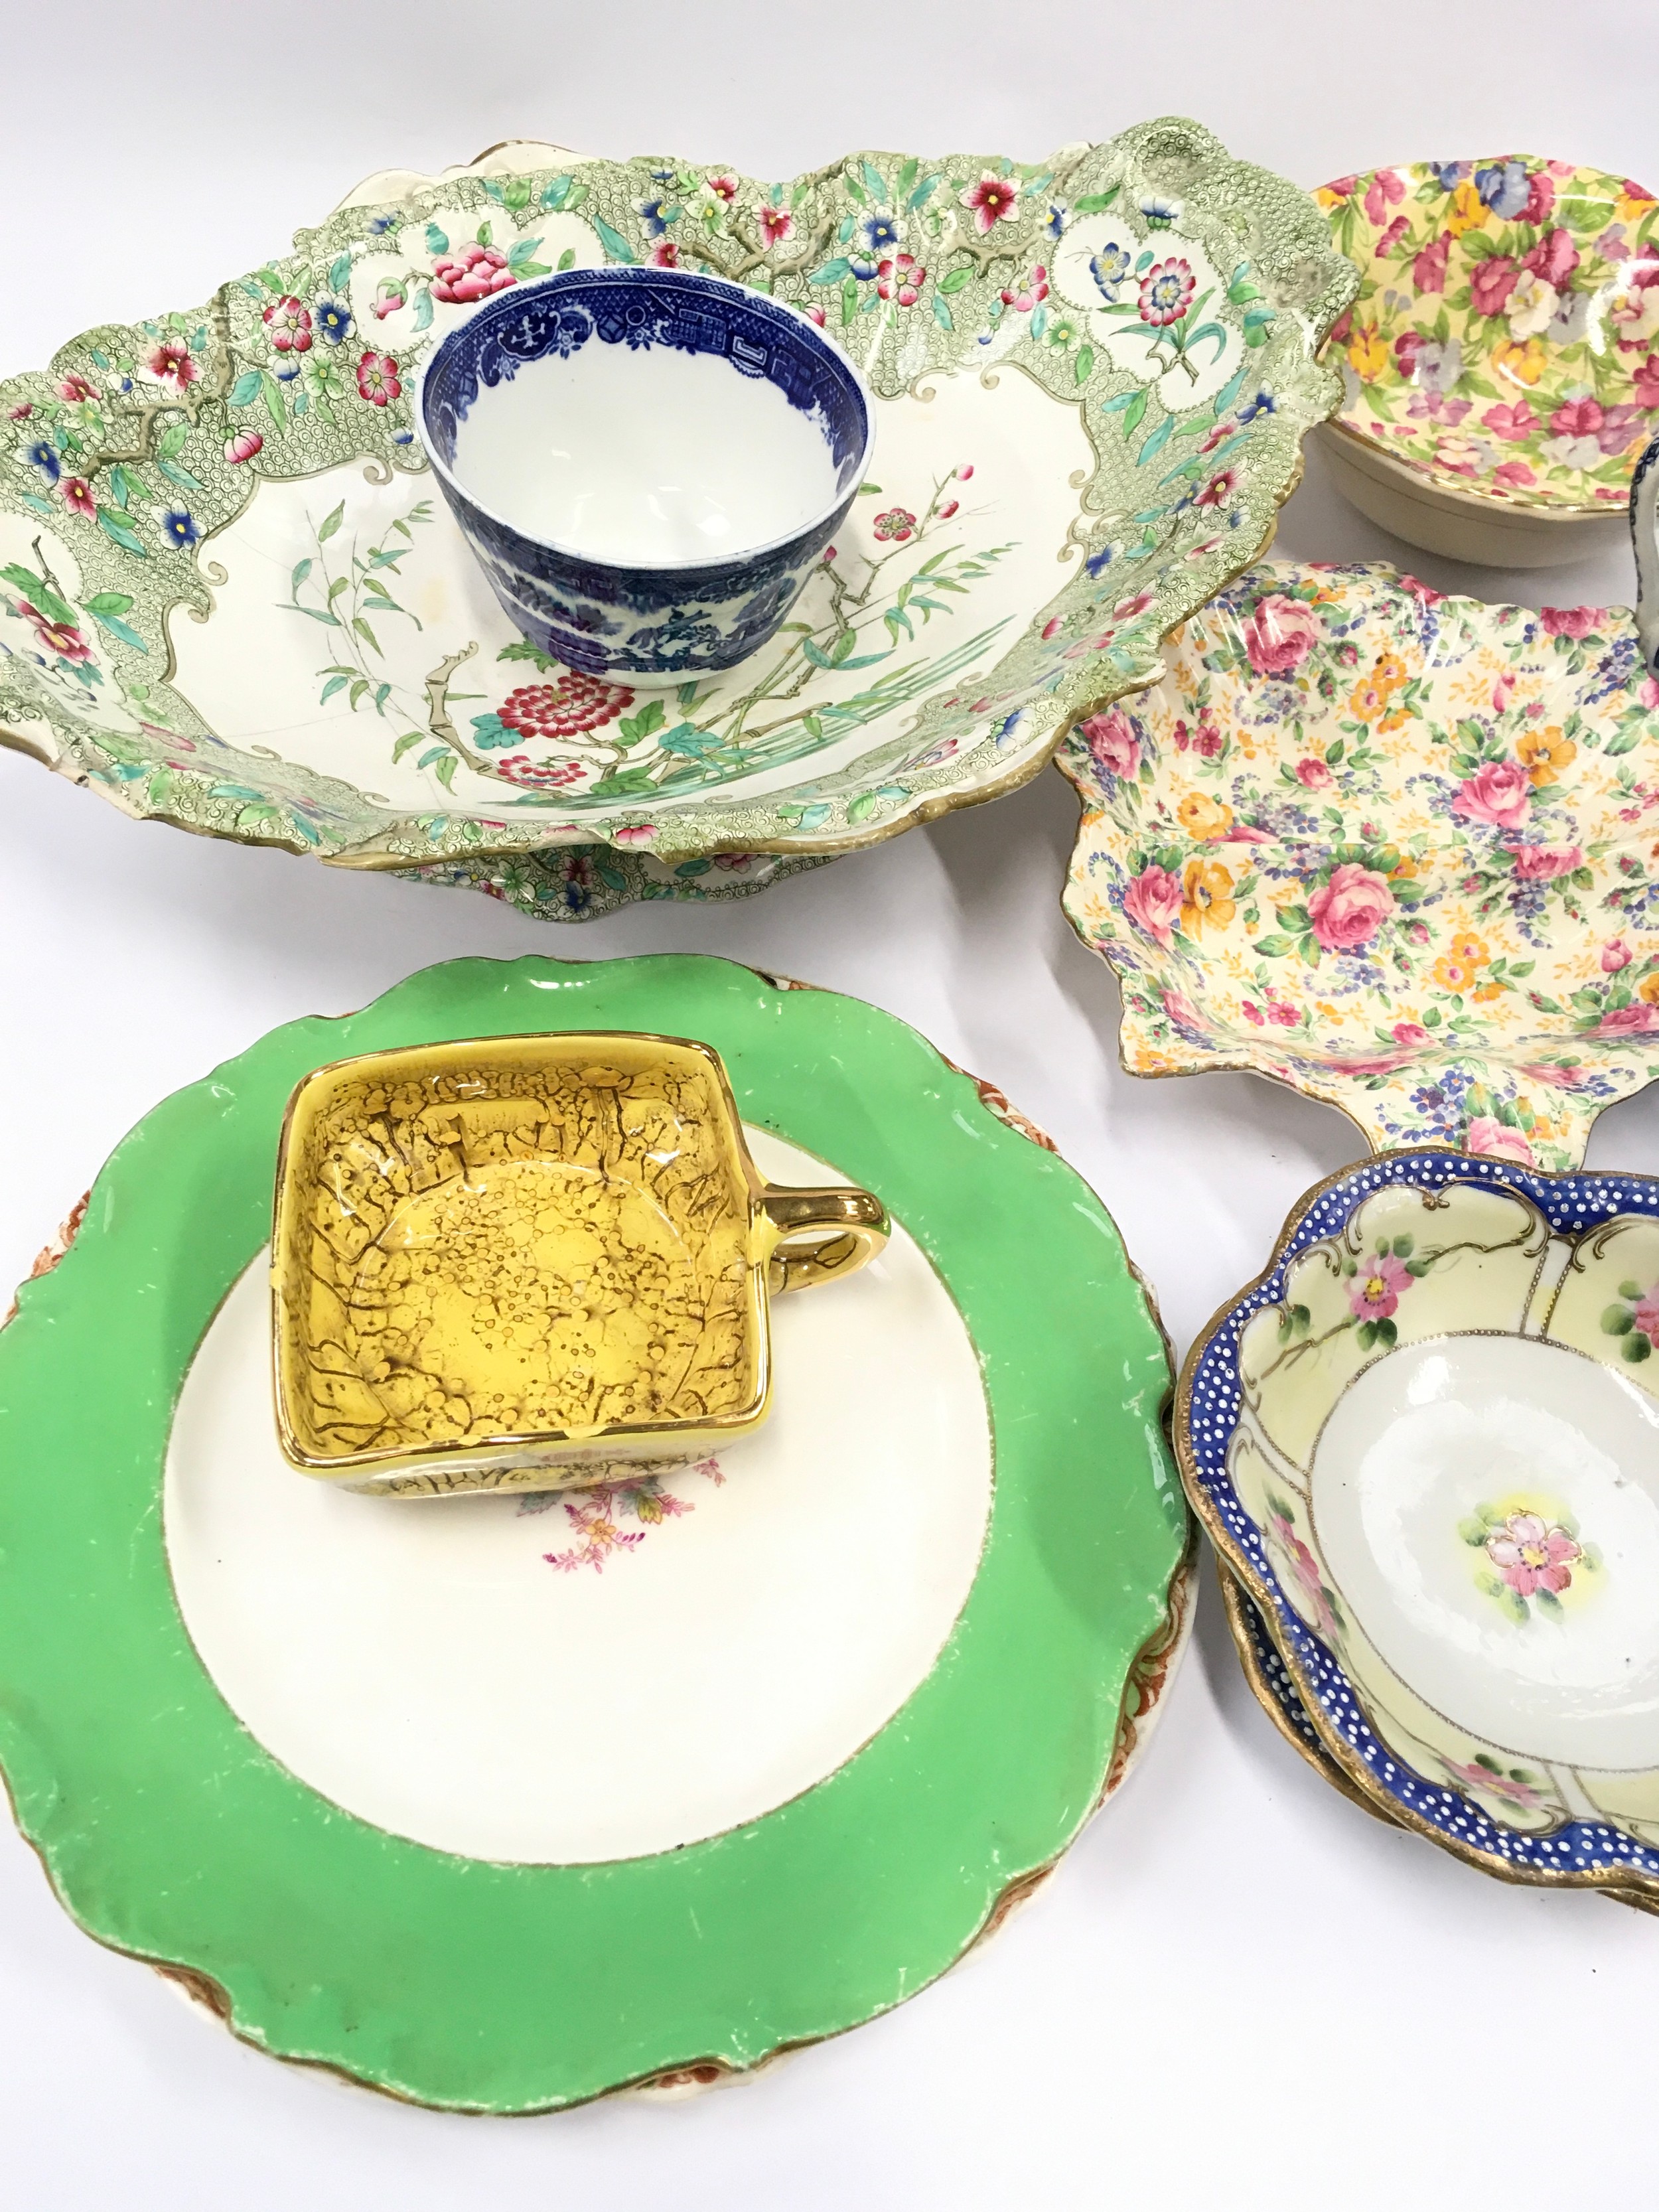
left=163, top=1128, right=992, bottom=1862
left=1311, top=1334, right=1659, bottom=1768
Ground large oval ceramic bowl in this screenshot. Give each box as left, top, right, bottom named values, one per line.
left=1317, top=157, right=1659, bottom=566
left=1181, top=1148, right=1659, bottom=1903
left=1059, top=540, right=1659, bottom=1171
left=415, top=266, right=874, bottom=681
left=0, top=952, right=1191, bottom=2111
left=0, top=123, right=1353, bottom=920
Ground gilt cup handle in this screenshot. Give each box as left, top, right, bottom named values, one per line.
left=759, top=1185, right=890, bottom=1294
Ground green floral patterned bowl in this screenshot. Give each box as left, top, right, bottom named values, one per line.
left=1058, top=552, right=1659, bottom=1171
left=1317, top=157, right=1659, bottom=565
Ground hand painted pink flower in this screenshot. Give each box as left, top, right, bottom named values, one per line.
left=56, top=372, right=97, bottom=402
left=803, top=305, right=826, bottom=327
left=1307, top=861, right=1396, bottom=952
left=1550, top=397, right=1603, bottom=446
left=1524, top=228, right=1579, bottom=287
left=1078, top=707, right=1139, bottom=781
left=1482, top=398, right=1538, bottom=441
left=1470, top=255, right=1520, bottom=317
left=705, top=173, right=739, bottom=204
left=1243, top=592, right=1321, bottom=676
left=612, top=824, right=656, bottom=845
left=1443, top=1757, right=1542, bottom=1810
left=354, top=351, right=400, bottom=407
left=1242, top=1000, right=1263, bottom=1025
left=1268, top=1509, right=1341, bottom=1641
left=372, top=281, right=406, bottom=319
left=432, top=243, right=514, bottom=303
left=999, top=264, right=1048, bottom=313
left=262, top=296, right=313, bottom=354
left=937, top=498, right=959, bottom=520
left=758, top=204, right=793, bottom=249
left=1452, top=759, right=1532, bottom=829
left=1363, top=168, right=1406, bottom=226
left=878, top=252, right=925, bottom=306
left=21, top=601, right=92, bottom=661
left=961, top=173, right=1021, bottom=233
left=1376, top=215, right=1410, bottom=258
left=873, top=507, right=916, bottom=542
left=1400, top=575, right=1446, bottom=606
left=1640, top=676, right=1659, bottom=710
left=1523, top=172, right=1556, bottom=225
left=1634, top=1293, right=1659, bottom=1349
left=1138, top=259, right=1196, bottom=327
left=1508, top=841, right=1583, bottom=880
left=1603, top=939, right=1633, bottom=972
left=60, top=477, right=95, bottom=519
left=6, top=402, right=31, bottom=419
left=1493, top=461, right=1538, bottom=491
left=224, top=427, right=264, bottom=464
left=1348, top=1250, right=1412, bottom=1320
left=1041, top=616, right=1062, bottom=640
left=1433, top=433, right=1484, bottom=477
left=1539, top=601, right=1601, bottom=638
left=956, top=463, right=974, bottom=480
left=1160, top=987, right=1208, bottom=1038
left=1294, top=757, right=1333, bottom=789
left=1466, top=1116, right=1535, bottom=1163
left=1392, top=1021, right=1431, bottom=1045
left=1636, top=352, right=1659, bottom=409
left=650, top=242, right=680, bottom=268
left=1486, top=1511, right=1579, bottom=1597
left=1411, top=233, right=1451, bottom=293
left=1121, top=863, right=1183, bottom=947
left=1596, top=1001, right=1659, bottom=1036
left=146, top=338, right=198, bottom=391
left=1195, top=468, right=1237, bottom=510
left=1267, top=1000, right=1299, bottom=1028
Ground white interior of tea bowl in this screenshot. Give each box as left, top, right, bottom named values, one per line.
left=453, top=342, right=844, bottom=565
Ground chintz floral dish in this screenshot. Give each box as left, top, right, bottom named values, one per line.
left=0, top=122, right=1353, bottom=920
left=1317, top=157, right=1659, bottom=565
left=1180, top=1149, right=1659, bottom=1904
left=415, top=267, right=873, bottom=682
left=1060, top=461, right=1659, bottom=1169
left=0, top=952, right=1190, bottom=2110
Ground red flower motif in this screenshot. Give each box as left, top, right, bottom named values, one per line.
left=937, top=498, right=960, bottom=520
left=1523, top=228, right=1579, bottom=288
left=1411, top=234, right=1451, bottom=293
left=21, top=600, right=90, bottom=662
left=1194, top=468, right=1236, bottom=510
left=1295, top=757, right=1334, bottom=789
left=1469, top=255, right=1519, bottom=318
left=758, top=204, right=793, bottom=250
left=961, top=173, right=1020, bottom=234
left=432, top=243, right=514, bottom=304
left=224, top=428, right=264, bottom=464
left=999, top=264, right=1048, bottom=313
left=1523, top=172, right=1556, bottom=225
left=355, top=350, right=401, bottom=406
left=1636, top=352, right=1659, bottom=409
left=1540, top=603, right=1602, bottom=638
left=493, top=755, right=588, bottom=790
left=498, top=672, right=634, bottom=741
left=1077, top=708, right=1139, bottom=781
left=705, top=174, right=740, bottom=204
left=878, top=252, right=925, bottom=306
left=146, top=338, right=198, bottom=392
left=1452, top=759, right=1533, bottom=829
left=7, top=402, right=33, bottom=419
left=1550, top=396, right=1603, bottom=442
left=649, top=242, right=680, bottom=268
left=1307, top=862, right=1396, bottom=952
left=1482, top=399, right=1539, bottom=441
left=1138, top=259, right=1196, bottom=327
left=262, top=296, right=313, bottom=354
left=873, top=507, right=916, bottom=542
left=60, top=477, right=95, bottom=519
left=56, top=373, right=96, bottom=402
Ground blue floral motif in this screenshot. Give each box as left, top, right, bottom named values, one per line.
left=27, top=441, right=60, bottom=484
left=160, top=508, right=199, bottom=550
left=634, top=196, right=675, bottom=237
left=1474, top=159, right=1530, bottom=220
left=861, top=212, right=901, bottom=256
left=314, top=298, right=353, bottom=346
left=1090, top=244, right=1132, bottom=303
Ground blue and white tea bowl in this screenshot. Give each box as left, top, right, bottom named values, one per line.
left=415, top=267, right=874, bottom=683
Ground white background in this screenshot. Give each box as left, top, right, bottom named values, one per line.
left=3, top=5, right=1658, bottom=2202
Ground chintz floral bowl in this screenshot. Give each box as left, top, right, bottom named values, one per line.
left=1179, top=1148, right=1659, bottom=1903
left=1316, top=157, right=1659, bottom=565
left=415, top=267, right=873, bottom=682
left=1059, top=518, right=1659, bottom=1170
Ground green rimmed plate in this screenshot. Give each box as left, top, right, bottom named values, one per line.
left=0, top=954, right=1188, bottom=2112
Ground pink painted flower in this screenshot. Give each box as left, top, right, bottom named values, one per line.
left=1603, top=939, right=1634, bottom=972
left=262, top=296, right=313, bottom=354
left=355, top=350, right=401, bottom=406
left=7, top=402, right=32, bottom=419
left=878, top=252, right=925, bottom=306
left=705, top=173, right=739, bottom=205
left=1508, top=841, right=1583, bottom=880
left=961, top=173, right=1021, bottom=233
left=1411, top=233, right=1451, bottom=293
left=1121, top=863, right=1183, bottom=947
left=56, top=372, right=96, bottom=402
left=1266, top=999, right=1299, bottom=1028
left=1486, top=1511, right=1579, bottom=1597
left=1524, top=228, right=1579, bottom=288
left=1540, top=601, right=1601, bottom=638
left=758, top=204, right=793, bottom=250
left=1242, top=1000, right=1263, bottom=1025
left=1400, top=575, right=1446, bottom=607
left=1452, top=759, right=1532, bottom=829
left=803, top=305, right=826, bottom=327
left=1139, top=258, right=1196, bottom=326
left=1392, top=1021, right=1431, bottom=1046
left=1267, top=1508, right=1342, bottom=1643
left=1348, top=1250, right=1412, bottom=1321
left=1078, top=707, right=1139, bottom=781
left=935, top=500, right=959, bottom=523
left=1041, top=616, right=1062, bottom=640
left=999, top=264, right=1048, bottom=313
left=20, top=600, right=91, bottom=662
left=1295, top=757, right=1334, bottom=789
left=1195, top=467, right=1237, bottom=510
left=873, top=507, right=916, bottom=542
left=1595, top=1001, right=1659, bottom=1037
left=1470, top=255, right=1520, bottom=317
left=649, top=242, right=680, bottom=268
left=957, top=463, right=974, bottom=480
left=1242, top=592, right=1321, bottom=676
left=1466, top=1116, right=1535, bottom=1163
left=1482, top=398, right=1538, bottom=441
left=1550, top=397, right=1603, bottom=445
left=60, top=477, right=95, bottom=519
left=1444, top=1756, right=1543, bottom=1810
left=432, top=242, right=514, bottom=303
left=1635, top=1293, right=1659, bottom=1349
left=1363, top=168, right=1406, bottom=226
left=1375, top=214, right=1410, bottom=258
left=1523, top=172, right=1557, bottom=225
left=146, top=338, right=198, bottom=392
left=372, top=281, right=406, bottom=320
left=224, top=427, right=264, bottom=464
left=492, top=755, right=587, bottom=790
left=611, top=824, right=655, bottom=846
left=1307, top=861, right=1396, bottom=952
left=1493, top=460, right=1538, bottom=491
left=1636, top=352, right=1659, bottom=409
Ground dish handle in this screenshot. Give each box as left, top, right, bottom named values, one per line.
left=758, top=1185, right=890, bottom=1294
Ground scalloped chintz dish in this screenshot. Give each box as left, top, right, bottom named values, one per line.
left=1060, top=557, right=1659, bottom=1169
left=1181, top=1149, right=1659, bottom=1901
left=0, top=121, right=1352, bottom=902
